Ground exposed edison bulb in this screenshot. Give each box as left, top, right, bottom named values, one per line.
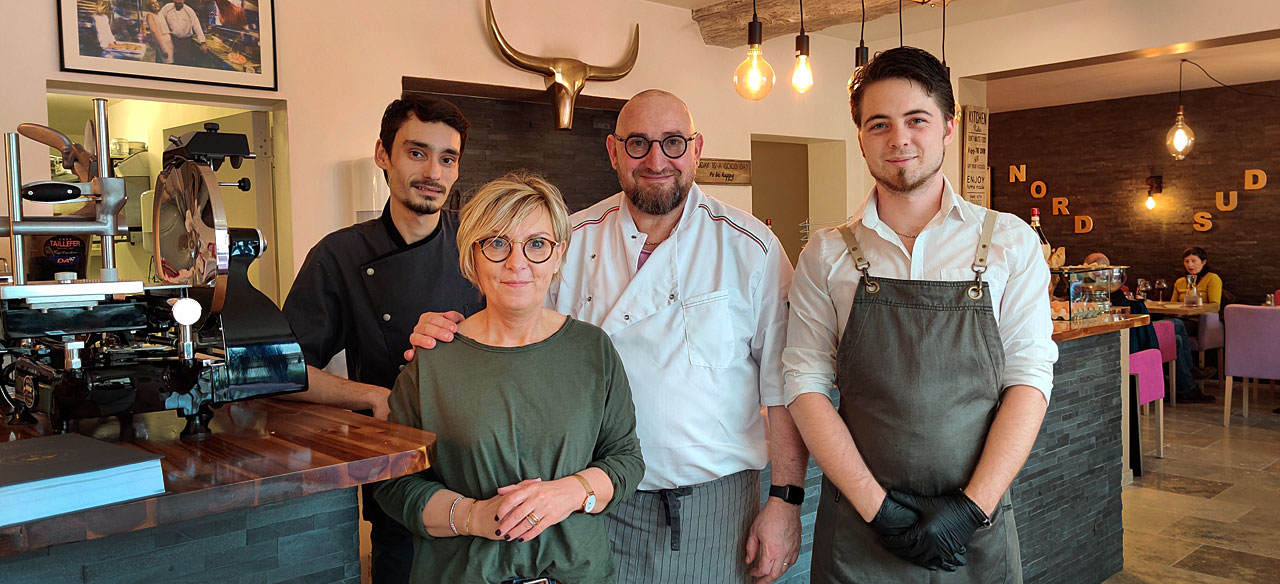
left=792, top=54, right=814, bottom=93
left=1145, top=194, right=1156, bottom=210
left=734, top=45, right=775, bottom=100
left=1166, top=106, right=1195, bottom=160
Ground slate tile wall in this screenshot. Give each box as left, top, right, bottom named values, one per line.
left=0, top=488, right=360, bottom=584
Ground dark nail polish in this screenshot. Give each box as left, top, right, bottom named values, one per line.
left=504, top=535, right=510, bottom=541
left=517, top=537, right=524, bottom=542
left=495, top=530, right=501, bottom=536
left=495, top=515, right=500, bottom=521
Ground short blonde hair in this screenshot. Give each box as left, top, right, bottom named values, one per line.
left=457, top=172, right=571, bottom=287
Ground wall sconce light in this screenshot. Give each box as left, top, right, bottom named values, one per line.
left=1145, top=175, right=1162, bottom=210
left=733, top=0, right=775, bottom=100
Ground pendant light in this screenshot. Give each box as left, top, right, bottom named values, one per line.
left=791, top=0, right=813, bottom=93
left=847, top=0, right=869, bottom=92
left=1166, top=60, right=1195, bottom=160
left=733, top=0, right=775, bottom=100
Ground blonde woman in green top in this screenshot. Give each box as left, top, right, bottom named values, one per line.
left=375, top=172, right=644, bottom=583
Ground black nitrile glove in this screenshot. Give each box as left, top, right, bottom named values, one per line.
left=867, top=493, right=919, bottom=538
left=880, top=489, right=988, bottom=571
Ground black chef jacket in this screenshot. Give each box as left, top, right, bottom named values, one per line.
left=282, top=204, right=482, bottom=391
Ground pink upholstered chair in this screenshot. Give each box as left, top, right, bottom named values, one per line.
left=1131, top=348, right=1165, bottom=458
left=1222, top=305, right=1280, bottom=427
left=1153, top=320, right=1178, bottom=407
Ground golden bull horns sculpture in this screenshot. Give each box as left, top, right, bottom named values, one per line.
left=485, top=0, right=639, bottom=130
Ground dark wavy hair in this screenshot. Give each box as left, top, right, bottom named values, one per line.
left=849, top=46, right=954, bottom=127
left=379, top=94, right=470, bottom=156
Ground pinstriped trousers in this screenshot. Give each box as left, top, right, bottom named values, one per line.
left=606, top=469, right=760, bottom=584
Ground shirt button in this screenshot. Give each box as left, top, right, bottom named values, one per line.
left=366, top=268, right=375, bottom=276
left=398, top=364, right=405, bottom=371
left=590, top=254, right=596, bottom=259
left=669, top=293, right=675, bottom=300
left=382, top=313, right=391, bottom=321
left=624, top=314, right=630, bottom=320
left=587, top=296, right=592, bottom=302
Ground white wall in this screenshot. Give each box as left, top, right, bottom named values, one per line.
left=4, top=0, right=1279, bottom=293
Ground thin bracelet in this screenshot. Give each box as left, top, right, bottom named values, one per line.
left=463, top=499, right=475, bottom=536
left=448, top=495, right=464, bottom=536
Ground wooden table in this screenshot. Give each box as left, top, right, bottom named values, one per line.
left=0, top=399, right=434, bottom=558
left=1145, top=300, right=1220, bottom=316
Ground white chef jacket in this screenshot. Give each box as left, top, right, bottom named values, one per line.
left=159, top=3, right=205, bottom=42
left=550, top=184, right=792, bottom=490
left=782, top=178, right=1057, bottom=406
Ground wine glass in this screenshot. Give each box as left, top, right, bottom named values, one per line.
left=1136, top=278, right=1151, bottom=301
left=1154, top=279, right=1168, bottom=302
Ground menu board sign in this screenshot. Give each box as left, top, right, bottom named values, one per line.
left=695, top=158, right=752, bottom=186
left=962, top=105, right=990, bottom=208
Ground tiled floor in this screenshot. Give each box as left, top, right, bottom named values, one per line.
left=1105, top=380, right=1280, bottom=584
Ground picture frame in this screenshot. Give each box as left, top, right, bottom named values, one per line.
left=58, top=0, right=277, bottom=91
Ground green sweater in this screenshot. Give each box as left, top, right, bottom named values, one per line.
left=374, top=317, right=644, bottom=584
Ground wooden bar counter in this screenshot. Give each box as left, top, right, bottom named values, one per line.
left=0, top=399, right=434, bottom=582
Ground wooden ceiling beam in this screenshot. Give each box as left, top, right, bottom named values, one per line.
left=691, top=0, right=950, bottom=49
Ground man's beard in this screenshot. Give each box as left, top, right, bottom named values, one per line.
left=870, top=151, right=943, bottom=195
left=623, top=172, right=690, bottom=216
left=401, top=180, right=446, bottom=215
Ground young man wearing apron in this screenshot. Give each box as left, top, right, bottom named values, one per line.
left=783, top=47, right=1057, bottom=582
left=282, top=96, right=482, bottom=584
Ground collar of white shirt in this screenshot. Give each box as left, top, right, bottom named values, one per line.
left=853, top=176, right=977, bottom=243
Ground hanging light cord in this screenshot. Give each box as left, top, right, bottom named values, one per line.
left=942, top=0, right=946, bottom=66
left=1182, top=58, right=1280, bottom=100
left=799, top=0, right=805, bottom=33
left=899, top=0, right=904, bottom=47
left=860, top=0, right=865, bottom=42
left=753, top=0, right=758, bottom=21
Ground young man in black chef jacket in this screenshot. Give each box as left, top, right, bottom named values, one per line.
left=281, top=95, right=481, bottom=584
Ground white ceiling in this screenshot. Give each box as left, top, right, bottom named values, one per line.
left=642, top=0, right=1280, bottom=112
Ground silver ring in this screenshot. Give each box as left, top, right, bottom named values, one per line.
left=526, top=513, right=541, bottom=526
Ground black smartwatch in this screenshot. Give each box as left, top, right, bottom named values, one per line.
left=768, top=484, right=805, bottom=506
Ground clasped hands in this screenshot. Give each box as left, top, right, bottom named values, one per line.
left=466, top=477, right=583, bottom=543
left=867, top=489, right=989, bottom=572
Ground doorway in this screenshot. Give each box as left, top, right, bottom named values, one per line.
left=750, top=137, right=847, bottom=265
left=41, top=92, right=285, bottom=302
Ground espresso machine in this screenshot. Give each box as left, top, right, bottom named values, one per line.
left=0, top=98, right=305, bottom=437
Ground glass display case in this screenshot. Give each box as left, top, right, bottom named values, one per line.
left=1050, top=265, right=1128, bottom=321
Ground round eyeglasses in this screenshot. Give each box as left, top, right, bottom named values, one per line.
left=476, top=236, right=559, bottom=264
left=613, top=133, right=698, bottom=160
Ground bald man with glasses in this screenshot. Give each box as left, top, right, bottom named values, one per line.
left=410, top=89, right=807, bottom=583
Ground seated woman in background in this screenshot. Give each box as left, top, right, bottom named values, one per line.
left=375, top=172, right=644, bottom=584
left=1170, top=246, right=1222, bottom=307
left=1168, top=246, right=1221, bottom=402
left=1087, top=251, right=1214, bottom=403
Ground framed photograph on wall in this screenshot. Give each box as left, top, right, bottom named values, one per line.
left=58, top=0, right=277, bottom=91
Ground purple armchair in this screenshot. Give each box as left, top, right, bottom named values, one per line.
left=1188, top=312, right=1225, bottom=370
left=1222, top=305, right=1280, bottom=426
left=1153, top=320, right=1178, bottom=406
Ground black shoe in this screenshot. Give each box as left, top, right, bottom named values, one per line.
left=1178, top=391, right=1216, bottom=404
left=1192, top=365, right=1218, bottom=380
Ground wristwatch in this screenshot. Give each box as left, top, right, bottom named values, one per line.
left=571, top=473, right=597, bottom=513
left=768, top=484, right=805, bottom=506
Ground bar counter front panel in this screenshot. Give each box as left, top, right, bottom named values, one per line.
left=0, top=399, right=434, bottom=583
